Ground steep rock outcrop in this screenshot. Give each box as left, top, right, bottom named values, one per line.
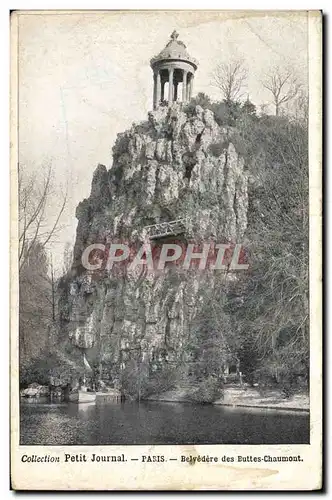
left=59, top=103, right=248, bottom=385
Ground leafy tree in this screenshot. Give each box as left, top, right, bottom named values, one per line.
left=241, top=98, right=257, bottom=117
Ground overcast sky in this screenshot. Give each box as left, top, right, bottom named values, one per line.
left=17, top=10, right=309, bottom=269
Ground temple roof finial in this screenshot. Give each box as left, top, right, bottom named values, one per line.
left=170, top=30, right=179, bottom=41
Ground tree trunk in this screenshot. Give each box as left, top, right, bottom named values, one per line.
left=51, top=261, right=56, bottom=322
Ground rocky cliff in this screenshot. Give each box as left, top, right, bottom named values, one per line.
left=59, top=103, right=248, bottom=392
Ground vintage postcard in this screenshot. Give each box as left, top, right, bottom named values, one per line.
left=10, top=10, right=322, bottom=490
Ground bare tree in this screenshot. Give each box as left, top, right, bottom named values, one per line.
left=262, top=67, right=302, bottom=116
left=19, top=164, right=67, bottom=269
left=63, top=241, right=73, bottom=274
left=211, top=60, right=248, bottom=102
left=19, top=164, right=67, bottom=369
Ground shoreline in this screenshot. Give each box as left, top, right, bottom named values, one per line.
left=145, top=398, right=309, bottom=413
left=147, top=386, right=309, bottom=412
left=213, top=402, right=309, bottom=413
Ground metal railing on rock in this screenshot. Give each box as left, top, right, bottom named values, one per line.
left=143, top=218, right=187, bottom=240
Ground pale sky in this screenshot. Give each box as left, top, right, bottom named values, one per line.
left=17, top=10, right=309, bottom=270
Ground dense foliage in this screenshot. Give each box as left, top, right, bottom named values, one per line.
left=184, top=93, right=309, bottom=394
left=19, top=243, right=53, bottom=378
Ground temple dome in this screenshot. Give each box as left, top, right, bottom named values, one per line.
left=150, top=30, right=198, bottom=109
left=150, top=30, right=198, bottom=70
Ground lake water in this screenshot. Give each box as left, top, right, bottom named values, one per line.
left=20, top=400, right=309, bottom=445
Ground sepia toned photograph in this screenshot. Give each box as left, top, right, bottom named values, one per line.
left=11, top=9, right=322, bottom=490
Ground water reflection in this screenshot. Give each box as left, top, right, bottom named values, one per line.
left=20, top=400, right=309, bottom=446
left=68, top=402, right=97, bottom=419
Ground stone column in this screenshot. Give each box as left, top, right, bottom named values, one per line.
left=156, top=71, right=161, bottom=107
left=161, top=80, right=165, bottom=101
left=182, top=70, right=188, bottom=102
left=168, top=68, right=174, bottom=104
left=153, top=72, right=157, bottom=109
left=174, top=82, right=178, bottom=102
left=189, top=73, right=194, bottom=100
left=186, top=73, right=191, bottom=101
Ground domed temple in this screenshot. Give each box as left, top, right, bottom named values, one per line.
left=150, top=30, right=198, bottom=109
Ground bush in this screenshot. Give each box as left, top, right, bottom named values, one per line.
left=183, top=92, right=212, bottom=117
left=211, top=100, right=242, bottom=127
left=121, top=362, right=184, bottom=400
left=143, top=366, right=180, bottom=397
left=188, top=376, right=223, bottom=404
left=253, top=351, right=309, bottom=396
left=184, top=95, right=259, bottom=141
left=20, top=347, right=83, bottom=388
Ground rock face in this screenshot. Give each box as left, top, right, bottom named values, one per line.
left=59, top=103, right=248, bottom=387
